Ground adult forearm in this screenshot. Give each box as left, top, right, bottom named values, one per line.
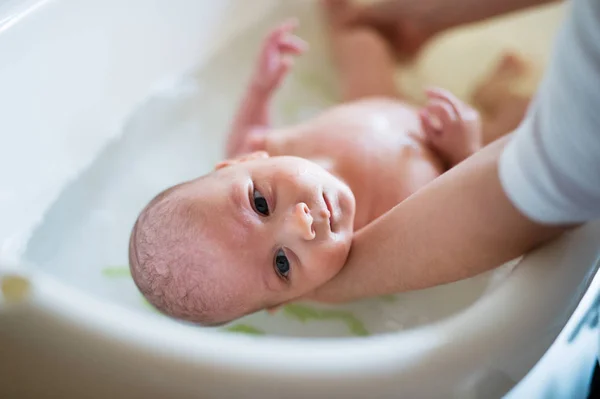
left=353, top=0, right=561, bottom=57
left=312, top=136, right=569, bottom=303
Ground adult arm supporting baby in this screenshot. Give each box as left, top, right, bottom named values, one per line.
left=350, top=0, right=559, bottom=57
left=311, top=136, right=569, bottom=302
left=311, top=0, right=600, bottom=303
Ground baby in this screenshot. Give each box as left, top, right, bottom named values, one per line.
left=129, top=0, right=532, bottom=325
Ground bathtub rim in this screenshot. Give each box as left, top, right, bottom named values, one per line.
left=4, top=221, right=599, bottom=380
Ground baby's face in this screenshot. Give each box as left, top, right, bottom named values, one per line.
left=195, top=154, right=355, bottom=315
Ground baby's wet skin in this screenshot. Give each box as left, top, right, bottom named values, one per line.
left=209, top=155, right=356, bottom=295
left=129, top=13, right=499, bottom=325
left=129, top=97, right=444, bottom=325
left=263, top=98, right=445, bottom=230
left=128, top=154, right=358, bottom=324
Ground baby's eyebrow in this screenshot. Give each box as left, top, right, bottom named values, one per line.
left=230, top=182, right=252, bottom=232
left=230, top=182, right=244, bottom=210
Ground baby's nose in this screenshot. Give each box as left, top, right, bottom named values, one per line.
left=293, top=203, right=315, bottom=240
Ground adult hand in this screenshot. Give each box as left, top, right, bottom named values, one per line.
left=349, top=0, right=440, bottom=58
left=349, top=0, right=558, bottom=58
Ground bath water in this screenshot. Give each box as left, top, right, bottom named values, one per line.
left=24, top=6, right=514, bottom=338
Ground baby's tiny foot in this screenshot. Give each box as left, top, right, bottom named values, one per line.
left=471, top=51, right=534, bottom=115
left=493, top=52, right=528, bottom=79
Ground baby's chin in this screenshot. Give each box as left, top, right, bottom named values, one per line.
left=319, top=246, right=351, bottom=287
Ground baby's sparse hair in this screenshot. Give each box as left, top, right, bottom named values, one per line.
left=129, top=176, right=247, bottom=326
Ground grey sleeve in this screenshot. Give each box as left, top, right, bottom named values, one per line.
left=499, top=0, right=600, bottom=224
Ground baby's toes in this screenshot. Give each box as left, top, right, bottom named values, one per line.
left=496, top=51, right=528, bottom=78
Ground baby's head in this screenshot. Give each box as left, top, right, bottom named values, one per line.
left=129, top=152, right=355, bottom=325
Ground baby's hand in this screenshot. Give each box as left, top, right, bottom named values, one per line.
left=252, top=19, right=308, bottom=93
left=419, top=87, right=482, bottom=167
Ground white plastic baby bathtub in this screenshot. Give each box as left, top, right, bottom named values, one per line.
left=1, top=0, right=599, bottom=398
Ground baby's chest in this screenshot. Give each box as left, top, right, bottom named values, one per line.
left=325, top=110, right=442, bottom=222
left=309, top=102, right=423, bottom=159
left=344, top=143, right=442, bottom=227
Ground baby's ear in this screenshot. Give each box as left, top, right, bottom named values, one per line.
left=215, top=151, right=269, bottom=170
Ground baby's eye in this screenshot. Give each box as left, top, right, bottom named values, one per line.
left=253, top=188, right=270, bottom=216
left=274, top=249, right=290, bottom=279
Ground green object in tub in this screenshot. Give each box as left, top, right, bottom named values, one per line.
left=101, top=265, right=368, bottom=337
left=282, top=304, right=369, bottom=337
left=101, top=266, right=131, bottom=278
left=224, top=324, right=266, bottom=336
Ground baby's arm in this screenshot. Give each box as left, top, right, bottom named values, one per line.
left=226, top=20, right=307, bottom=158
left=419, top=88, right=483, bottom=168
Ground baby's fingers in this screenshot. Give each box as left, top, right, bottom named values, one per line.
left=425, top=87, right=462, bottom=115
left=273, top=18, right=299, bottom=39
left=425, top=99, right=456, bottom=127
left=420, top=110, right=441, bottom=143
left=277, top=34, right=308, bottom=55
left=263, top=19, right=299, bottom=51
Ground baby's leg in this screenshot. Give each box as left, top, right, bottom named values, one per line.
left=471, top=52, right=534, bottom=145
left=322, top=0, right=401, bottom=101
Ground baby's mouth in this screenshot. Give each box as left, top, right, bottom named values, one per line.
left=323, top=193, right=335, bottom=231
